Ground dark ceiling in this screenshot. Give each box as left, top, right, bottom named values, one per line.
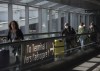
left=47, top=0, right=100, bottom=10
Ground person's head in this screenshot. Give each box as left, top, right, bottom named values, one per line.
left=64, top=23, right=69, bottom=28
left=80, top=22, right=84, bottom=26
left=9, top=20, right=19, bottom=30
left=65, top=23, right=69, bottom=26
left=90, top=22, right=93, bottom=26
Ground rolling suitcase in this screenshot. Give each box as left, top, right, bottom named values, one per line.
left=54, top=39, right=64, bottom=60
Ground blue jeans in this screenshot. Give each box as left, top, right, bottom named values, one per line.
left=79, top=37, right=84, bottom=49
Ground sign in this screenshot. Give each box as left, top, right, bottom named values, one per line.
left=21, top=41, right=54, bottom=67
left=85, top=10, right=100, bottom=13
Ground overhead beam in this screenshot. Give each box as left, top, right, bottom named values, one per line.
left=70, top=8, right=85, bottom=13
left=28, top=0, right=47, bottom=6
left=64, top=7, right=76, bottom=11
left=48, top=3, right=58, bottom=7
left=70, top=8, right=82, bottom=11
left=84, top=0, right=100, bottom=6
left=59, top=5, right=72, bottom=11
left=40, top=2, right=54, bottom=8
left=49, top=4, right=62, bottom=9
left=56, top=5, right=67, bottom=10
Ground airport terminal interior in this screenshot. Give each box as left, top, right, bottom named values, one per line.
left=0, top=0, right=100, bottom=71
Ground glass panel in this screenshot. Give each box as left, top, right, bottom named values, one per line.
left=13, top=5, right=25, bottom=34
left=41, top=9, right=48, bottom=33
left=52, top=10, right=58, bottom=32
left=29, top=7, right=38, bottom=33
left=35, top=1, right=49, bottom=5
left=0, top=4, right=8, bottom=36
left=20, top=0, right=34, bottom=3
left=0, top=33, right=96, bottom=70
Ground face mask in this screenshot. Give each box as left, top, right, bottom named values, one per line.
left=65, top=26, right=68, bottom=28
left=90, top=25, right=93, bottom=28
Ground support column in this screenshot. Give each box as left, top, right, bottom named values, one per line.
left=25, top=6, right=29, bottom=34
left=61, top=12, right=64, bottom=30
left=74, top=13, right=78, bottom=30
left=58, top=11, right=61, bottom=32
left=78, top=14, right=81, bottom=26
left=87, top=15, right=90, bottom=24
left=8, top=3, right=13, bottom=23
left=70, top=13, right=76, bottom=28
left=82, top=14, right=85, bottom=23
left=70, top=13, right=76, bottom=29
left=86, top=14, right=90, bottom=28
left=64, top=12, right=68, bottom=24
left=68, top=12, right=70, bottom=24
left=84, top=14, right=89, bottom=32
left=76, top=13, right=79, bottom=31
left=41, top=9, right=48, bottom=33
left=49, top=9, right=52, bottom=32
left=37, top=8, right=42, bottom=33
left=70, top=13, right=73, bottom=27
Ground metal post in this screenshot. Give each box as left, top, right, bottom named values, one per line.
left=8, top=3, right=13, bottom=23
left=25, top=6, right=29, bottom=34
left=49, top=9, right=52, bottom=32
left=58, top=11, right=61, bottom=32
left=38, top=8, right=42, bottom=33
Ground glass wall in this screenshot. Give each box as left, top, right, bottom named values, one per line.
left=61, top=12, right=65, bottom=30
left=0, top=3, right=91, bottom=36
left=70, top=13, right=78, bottom=31
left=41, top=9, right=48, bottom=33
left=29, top=7, right=38, bottom=33
left=0, top=4, right=8, bottom=35
left=85, top=15, right=89, bottom=29
left=13, top=5, right=25, bottom=33
left=52, top=10, right=58, bottom=32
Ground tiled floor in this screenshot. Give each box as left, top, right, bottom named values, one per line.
left=72, top=54, right=100, bottom=71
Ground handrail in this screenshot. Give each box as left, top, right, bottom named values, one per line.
left=0, top=33, right=95, bottom=46
left=24, top=32, right=61, bottom=36
left=0, top=32, right=96, bottom=38
left=0, top=32, right=61, bottom=38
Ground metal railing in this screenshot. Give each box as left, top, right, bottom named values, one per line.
left=0, top=32, right=61, bottom=42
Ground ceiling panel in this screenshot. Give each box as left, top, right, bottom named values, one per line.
left=35, top=1, right=49, bottom=5
left=0, top=0, right=100, bottom=10
left=20, top=0, right=34, bottom=3
left=47, top=0, right=100, bottom=9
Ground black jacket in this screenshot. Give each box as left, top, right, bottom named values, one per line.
left=62, top=26, right=76, bottom=42
left=7, top=29, right=24, bottom=41
left=62, top=26, right=76, bottom=36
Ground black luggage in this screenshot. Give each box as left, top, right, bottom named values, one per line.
left=0, top=50, right=9, bottom=68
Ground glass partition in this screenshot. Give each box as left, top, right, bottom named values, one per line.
left=13, top=5, right=25, bottom=34
left=29, top=7, right=38, bottom=34
left=0, top=4, right=8, bottom=35
left=0, top=33, right=98, bottom=71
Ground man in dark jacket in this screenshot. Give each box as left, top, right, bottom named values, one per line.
left=62, top=23, right=76, bottom=54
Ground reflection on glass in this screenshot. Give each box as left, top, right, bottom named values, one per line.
left=29, top=7, right=38, bottom=34
left=13, top=5, right=25, bottom=34
left=0, top=4, right=8, bottom=35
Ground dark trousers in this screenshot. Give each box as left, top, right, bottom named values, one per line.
left=66, top=39, right=72, bottom=54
